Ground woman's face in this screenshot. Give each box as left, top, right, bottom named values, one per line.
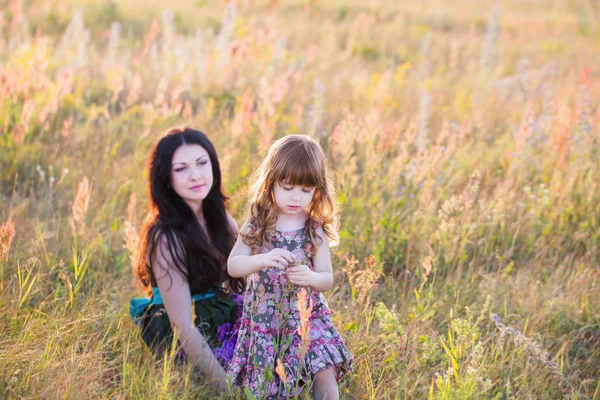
left=170, top=144, right=213, bottom=210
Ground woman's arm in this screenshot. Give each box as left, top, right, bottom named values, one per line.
left=226, top=211, right=239, bottom=235
left=286, top=226, right=334, bottom=292
left=151, top=238, right=228, bottom=389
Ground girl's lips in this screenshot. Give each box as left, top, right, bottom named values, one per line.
left=288, top=205, right=300, bottom=209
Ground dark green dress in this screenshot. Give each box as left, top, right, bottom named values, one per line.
left=130, top=278, right=243, bottom=367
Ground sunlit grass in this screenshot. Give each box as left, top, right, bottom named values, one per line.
left=1, top=0, right=599, bottom=398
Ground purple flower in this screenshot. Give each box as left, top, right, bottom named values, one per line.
left=217, top=323, right=232, bottom=342
left=232, top=293, right=244, bottom=308
left=214, top=336, right=238, bottom=364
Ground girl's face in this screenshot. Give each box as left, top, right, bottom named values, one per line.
left=170, top=144, right=213, bottom=210
left=273, top=181, right=316, bottom=216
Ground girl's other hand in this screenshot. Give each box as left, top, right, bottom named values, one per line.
left=261, top=248, right=295, bottom=270
left=285, top=264, right=314, bottom=287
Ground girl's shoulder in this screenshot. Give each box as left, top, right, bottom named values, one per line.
left=239, top=219, right=255, bottom=233
left=304, top=219, right=324, bottom=234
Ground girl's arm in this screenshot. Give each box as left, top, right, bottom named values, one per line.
left=286, top=226, right=334, bottom=292
left=151, top=238, right=228, bottom=389
left=228, top=222, right=293, bottom=278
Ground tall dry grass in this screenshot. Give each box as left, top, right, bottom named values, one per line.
left=1, top=0, right=599, bottom=398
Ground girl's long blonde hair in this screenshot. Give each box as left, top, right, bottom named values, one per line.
left=241, top=134, right=339, bottom=255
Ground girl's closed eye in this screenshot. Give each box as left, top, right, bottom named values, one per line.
left=302, top=187, right=314, bottom=193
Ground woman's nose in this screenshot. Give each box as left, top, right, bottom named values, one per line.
left=190, top=166, right=201, bottom=180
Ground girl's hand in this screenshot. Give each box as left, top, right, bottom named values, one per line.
left=285, top=265, right=315, bottom=287
left=261, top=248, right=295, bottom=270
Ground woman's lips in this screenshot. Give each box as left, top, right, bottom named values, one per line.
left=189, top=184, right=205, bottom=191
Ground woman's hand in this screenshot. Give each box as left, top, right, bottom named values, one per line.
left=261, top=248, right=295, bottom=270
left=285, top=264, right=315, bottom=287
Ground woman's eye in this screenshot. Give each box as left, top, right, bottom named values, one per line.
left=175, top=167, right=186, bottom=172
left=199, top=160, right=208, bottom=166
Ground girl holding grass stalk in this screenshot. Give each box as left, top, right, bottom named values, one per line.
left=228, top=135, right=353, bottom=399
left=129, top=127, right=244, bottom=390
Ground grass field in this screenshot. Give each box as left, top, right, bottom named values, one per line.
left=1, top=0, right=599, bottom=398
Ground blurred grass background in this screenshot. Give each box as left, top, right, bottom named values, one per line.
left=0, top=0, right=599, bottom=398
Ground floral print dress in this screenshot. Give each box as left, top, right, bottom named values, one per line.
left=228, top=226, right=353, bottom=399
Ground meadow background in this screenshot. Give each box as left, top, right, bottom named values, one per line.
left=1, top=0, right=599, bottom=398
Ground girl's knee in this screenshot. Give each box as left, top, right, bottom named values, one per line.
left=314, top=367, right=336, bottom=385
left=313, top=368, right=339, bottom=400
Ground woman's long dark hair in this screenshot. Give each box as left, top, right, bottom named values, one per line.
left=134, top=127, right=244, bottom=294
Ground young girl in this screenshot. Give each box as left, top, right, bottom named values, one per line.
left=228, top=135, right=353, bottom=399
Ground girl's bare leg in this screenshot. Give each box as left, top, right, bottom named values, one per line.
left=313, top=367, right=338, bottom=400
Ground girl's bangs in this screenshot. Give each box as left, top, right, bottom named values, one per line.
left=274, top=154, right=322, bottom=188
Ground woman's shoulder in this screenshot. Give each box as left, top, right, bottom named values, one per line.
left=226, top=212, right=239, bottom=234
left=146, top=228, right=185, bottom=269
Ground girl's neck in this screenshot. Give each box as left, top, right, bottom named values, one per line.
left=275, top=209, right=307, bottom=231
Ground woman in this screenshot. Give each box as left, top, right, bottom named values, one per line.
left=129, top=127, right=244, bottom=388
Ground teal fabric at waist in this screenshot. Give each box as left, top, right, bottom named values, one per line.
left=129, top=286, right=215, bottom=324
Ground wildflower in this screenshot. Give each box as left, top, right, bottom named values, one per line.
left=437, top=171, right=481, bottom=238
left=217, top=323, right=233, bottom=342
left=123, top=221, right=139, bottom=268
left=342, top=255, right=382, bottom=306
left=20, top=99, right=35, bottom=133
left=108, top=22, right=121, bottom=60
left=58, top=168, right=69, bottom=185
left=126, top=192, right=137, bottom=223
left=307, top=79, right=325, bottom=137
left=215, top=2, right=236, bottom=70
left=491, top=314, right=569, bottom=385
left=70, top=177, right=91, bottom=236
left=160, top=10, right=175, bottom=51
left=421, top=251, right=435, bottom=283
left=61, top=115, right=73, bottom=138
left=275, top=358, right=287, bottom=383
left=36, top=165, right=46, bottom=182
left=142, top=19, right=160, bottom=56
left=231, top=88, right=255, bottom=139
left=297, top=287, right=313, bottom=356
left=374, top=302, right=400, bottom=334
left=576, top=68, right=592, bottom=133
left=0, top=219, right=15, bottom=261
left=480, top=5, right=500, bottom=70
left=416, top=90, right=430, bottom=152
left=126, top=73, right=142, bottom=106
left=213, top=334, right=237, bottom=365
